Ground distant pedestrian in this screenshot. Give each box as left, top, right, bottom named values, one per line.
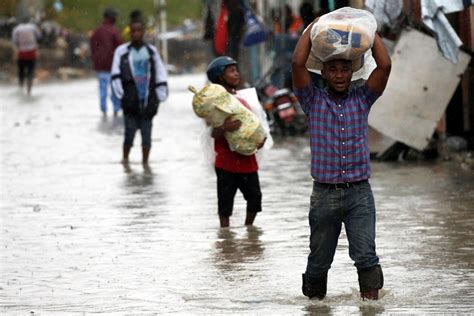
left=11, top=17, right=41, bottom=96
left=213, top=0, right=244, bottom=62
left=121, top=9, right=143, bottom=42
left=206, top=56, right=266, bottom=228
left=111, top=19, right=168, bottom=166
left=292, top=18, right=391, bottom=300
left=271, top=5, right=303, bottom=36
left=299, top=2, right=316, bottom=29
left=90, top=8, right=122, bottom=116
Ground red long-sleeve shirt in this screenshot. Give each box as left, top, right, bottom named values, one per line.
left=214, top=97, right=258, bottom=173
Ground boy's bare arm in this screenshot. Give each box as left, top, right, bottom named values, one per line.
left=366, top=33, right=391, bottom=94
left=211, top=117, right=241, bottom=138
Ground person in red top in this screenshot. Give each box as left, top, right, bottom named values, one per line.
left=206, top=56, right=265, bottom=228
left=11, top=17, right=41, bottom=96
left=90, top=8, right=122, bottom=116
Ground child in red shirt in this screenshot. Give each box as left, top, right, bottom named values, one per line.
left=206, top=56, right=265, bottom=228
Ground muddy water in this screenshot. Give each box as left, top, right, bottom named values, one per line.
left=1, top=75, right=473, bottom=314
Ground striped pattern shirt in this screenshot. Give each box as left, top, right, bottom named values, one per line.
left=294, top=83, right=380, bottom=183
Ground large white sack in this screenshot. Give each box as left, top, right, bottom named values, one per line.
left=189, top=84, right=267, bottom=156
left=306, top=7, right=377, bottom=72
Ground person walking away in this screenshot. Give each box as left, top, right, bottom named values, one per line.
left=292, top=18, right=391, bottom=300
left=90, top=8, right=122, bottom=116
left=11, top=17, right=41, bottom=96
left=111, top=19, right=168, bottom=166
left=206, top=56, right=266, bottom=228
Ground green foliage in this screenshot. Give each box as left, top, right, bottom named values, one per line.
left=3, top=0, right=202, bottom=33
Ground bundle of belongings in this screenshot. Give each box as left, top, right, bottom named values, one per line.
left=188, top=83, right=267, bottom=156
left=306, top=6, right=377, bottom=73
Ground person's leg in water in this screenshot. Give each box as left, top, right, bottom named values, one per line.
left=17, top=60, right=25, bottom=90
left=97, top=72, right=109, bottom=115
left=122, top=145, right=131, bottom=163
left=216, top=168, right=237, bottom=228
left=238, top=172, right=262, bottom=226
left=245, top=212, right=257, bottom=226
left=140, top=117, right=153, bottom=165
left=304, top=182, right=343, bottom=299
left=142, top=147, right=150, bottom=165
left=219, top=215, right=230, bottom=228
left=26, top=76, right=33, bottom=95
left=344, top=181, right=383, bottom=300
left=123, top=115, right=137, bottom=163
left=25, top=60, right=35, bottom=96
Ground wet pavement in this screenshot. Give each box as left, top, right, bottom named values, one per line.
left=1, top=75, right=473, bottom=314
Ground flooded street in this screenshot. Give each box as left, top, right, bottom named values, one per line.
left=1, top=75, right=473, bottom=314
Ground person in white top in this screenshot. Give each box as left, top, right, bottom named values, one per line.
left=11, top=17, right=41, bottom=95
left=111, top=19, right=168, bottom=166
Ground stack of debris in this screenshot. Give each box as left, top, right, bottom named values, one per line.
left=365, top=0, right=473, bottom=164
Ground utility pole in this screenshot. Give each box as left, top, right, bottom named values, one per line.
left=154, top=0, right=168, bottom=65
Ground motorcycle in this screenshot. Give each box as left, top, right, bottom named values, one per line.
left=262, top=87, right=307, bottom=136
left=254, top=65, right=307, bottom=136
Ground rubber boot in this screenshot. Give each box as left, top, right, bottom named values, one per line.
left=358, top=265, right=383, bottom=300
left=302, top=273, right=327, bottom=299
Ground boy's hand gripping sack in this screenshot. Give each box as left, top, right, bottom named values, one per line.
left=305, top=7, right=377, bottom=72
left=188, top=84, right=266, bottom=156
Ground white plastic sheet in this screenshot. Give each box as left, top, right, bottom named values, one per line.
left=421, top=0, right=470, bottom=63
left=365, top=0, right=403, bottom=31
left=306, top=6, right=377, bottom=71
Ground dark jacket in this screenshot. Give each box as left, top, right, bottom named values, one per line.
left=111, top=43, right=168, bottom=118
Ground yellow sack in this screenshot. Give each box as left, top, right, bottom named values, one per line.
left=189, top=84, right=266, bottom=156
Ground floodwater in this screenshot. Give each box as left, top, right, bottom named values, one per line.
left=1, top=75, right=473, bottom=315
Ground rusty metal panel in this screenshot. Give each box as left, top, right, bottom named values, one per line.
left=368, top=28, right=471, bottom=151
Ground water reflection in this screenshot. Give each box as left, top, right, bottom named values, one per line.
left=122, top=162, right=154, bottom=188
left=119, top=162, right=160, bottom=211
left=97, top=115, right=123, bottom=136
left=214, top=226, right=265, bottom=269
left=2, top=77, right=474, bottom=314
left=359, top=303, right=386, bottom=316
left=302, top=293, right=386, bottom=315
left=304, top=304, right=332, bottom=315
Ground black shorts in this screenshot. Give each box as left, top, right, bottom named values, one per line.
left=215, top=168, right=262, bottom=216
left=17, top=59, right=35, bottom=82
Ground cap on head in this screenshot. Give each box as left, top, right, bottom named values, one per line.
left=206, top=56, right=237, bottom=83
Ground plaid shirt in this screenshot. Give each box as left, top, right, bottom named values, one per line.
left=294, top=83, right=380, bottom=183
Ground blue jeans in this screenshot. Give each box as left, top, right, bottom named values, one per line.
left=306, top=180, right=380, bottom=278
left=97, top=72, right=120, bottom=113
